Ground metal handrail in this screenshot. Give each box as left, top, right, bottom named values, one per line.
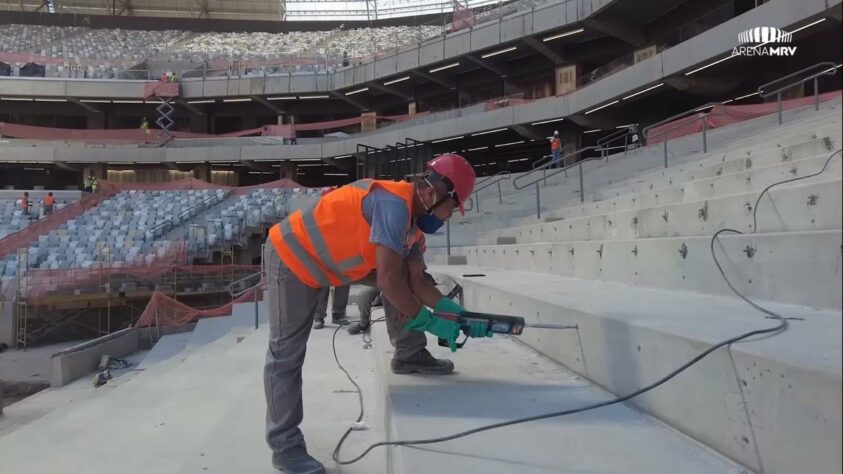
left=464, top=171, right=511, bottom=212
left=228, top=270, right=266, bottom=330
left=532, top=154, right=554, bottom=169
left=643, top=103, right=725, bottom=168
left=513, top=146, right=600, bottom=190
left=642, top=102, right=720, bottom=144
left=597, top=127, right=638, bottom=158
left=512, top=146, right=601, bottom=218
left=758, top=62, right=838, bottom=124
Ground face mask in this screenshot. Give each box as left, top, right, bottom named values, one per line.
left=417, top=213, right=445, bottom=234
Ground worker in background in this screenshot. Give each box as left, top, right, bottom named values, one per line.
left=313, top=285, right=350, bottom=329
left=549, top=130, right=563, bottom=168
left=84, top=176, right=92, bottom=193
left=91, top=177, right=99, bottom=194
left=140, top=117, right=150, bottom=130
left=43, top=192, right=55, bottom=215
left=263, top=154, right=485, bottom=473
left=21, top=191, right=30, bottom=216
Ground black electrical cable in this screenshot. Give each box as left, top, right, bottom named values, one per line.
left=331, top=149, right=842, bottom=465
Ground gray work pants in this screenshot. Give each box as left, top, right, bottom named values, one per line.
left=263, top=241, right=428, bottom=455
left=314, top=285, right=350, bottom=321
left=263, top=242, right=323, bottom=455
left=355, top=276, right=427, bottom=361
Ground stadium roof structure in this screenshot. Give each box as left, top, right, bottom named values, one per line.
left=0, top=0, right=285, bottom=20
left=0, top=0, right=503, bottom=21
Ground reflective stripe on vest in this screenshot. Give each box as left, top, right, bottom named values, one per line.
left=269, top=179, right=415, bottom=288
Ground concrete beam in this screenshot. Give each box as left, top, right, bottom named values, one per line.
left=584, top=13, right=645, bottom=46
left=175, top=98, right=206, bottom=116
left=410, top=69, right=456, bottom=90
left=68, top=98, right=102, bottom=114
left=329, top=90, right=368, bottom=111
left=250, top=95, right=282, bottom=114
left=511, top=123, right=547, bottom=141
left=464, top=55, right=507, bottom=78
left=522, top=36, right=565, bottom=65
left=367, top=82, right=413, bottom=101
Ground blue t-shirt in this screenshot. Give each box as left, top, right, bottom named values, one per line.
left=362, top=187, right=422, bottom=259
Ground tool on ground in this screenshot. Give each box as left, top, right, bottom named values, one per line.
left=434, top=310, right=578, bottom=348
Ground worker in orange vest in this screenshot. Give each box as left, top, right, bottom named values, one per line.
left=263, top=154, right=483, bottom=473
left=549, top=130, right=563, bottom=168
left=42, top=192, right=56, bottom=215
left=21, top=191, right=30, bottom=216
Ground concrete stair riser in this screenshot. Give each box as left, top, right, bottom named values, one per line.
left=458, top=230, right=843, bottom=309
left=487, top=179, right=842, bottom=244
left=484, top=117, right=841, bottom=207
left=436, top=270, right=841, bottom=474
left=537, top=152, right=843, bottom=225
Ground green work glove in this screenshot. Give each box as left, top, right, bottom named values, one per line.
left=405, top=307, right=461, bottom=352
left=465, top=320, right=493, bottom=338
left=434, top=297, right=492, bottom=339
left=433, top=297, right=464, bottom=315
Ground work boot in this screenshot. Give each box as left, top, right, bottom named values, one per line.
left=391, top=349, right=454, bottom=375
left=272, top=446, right=326, bottom=474
left=312, top=319, right=324, bottom=330
left=346, top=322, right=370, bottom=335
left=331, top=314, right=349, bottom=325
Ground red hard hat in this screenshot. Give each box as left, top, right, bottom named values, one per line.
left=426, top=153, right=476, bottom=215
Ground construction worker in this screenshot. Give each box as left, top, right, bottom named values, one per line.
left=140, top=117, right=150, bottom=130
left=263, top=154, right=485, bottom=473
left=91, top=177, right=99, bottom=194
left=549, top=130, right=562, bottom=168
left=21, top=191, right=30, bottom=216
left=312, top=285, right=350, bottom=329
left=42, top=192, right=55, bottom=215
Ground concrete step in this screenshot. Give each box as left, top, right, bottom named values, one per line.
left=457, top=230, right=842, bottom=309
left=484, top=112, right=842, bottom=207
left=371, top=325, right=749, bottom=473
left=451, top=126, right=841, bottom=241
left=465, top=150, right=842, bottom=251
left=0, top=323, right=265, bottom=473
left=176, top=304, right=386, bottom=474
left=539, top=150, right=843, bottom=224
left=428, top=265, right=841, bottom=474
left=484, top=178, right=842, bottom=244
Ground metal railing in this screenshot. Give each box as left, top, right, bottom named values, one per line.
left=464, top=171, right=511, bottom=213
left=759, top=62, right=839, bottom=124
left=513, top=146, right=601, bottom=218
left=228, top=270, right=266, bottom=330
left=643, top=102, right=724, bottom=168
left=597, top=127, right=639, bottom=159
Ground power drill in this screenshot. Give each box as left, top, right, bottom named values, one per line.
left=433, top=310, right=576, bottom=348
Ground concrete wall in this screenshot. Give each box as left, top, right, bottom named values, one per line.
left=49, top=328, right=140, bottom=387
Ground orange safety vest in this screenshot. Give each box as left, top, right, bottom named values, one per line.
left=44, top=195, right=55, bottom=206
left=269, top=179, right=422, bottom=288
left=551, top=137, right=561, bottom=151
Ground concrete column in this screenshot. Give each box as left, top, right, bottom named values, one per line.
left=190, top=113, right=208, bottom=133
left=194, top=162, right=211, bottom=182
left=277, top=161, right=295, bottom=180
left=87, top=113, right=105, bottom=129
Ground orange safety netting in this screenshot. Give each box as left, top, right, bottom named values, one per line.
left=646, top=90, right=842, bottom=144
left=134, top=286, right=262, bottom=328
